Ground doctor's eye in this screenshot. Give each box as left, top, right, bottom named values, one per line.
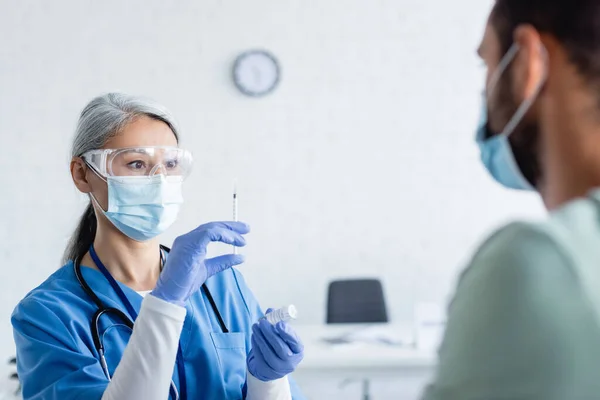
left=165, top=159, right=179, bottom=169
left=127, top=160, right=147, bottom=170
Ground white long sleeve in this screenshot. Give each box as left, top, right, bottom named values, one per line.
left=246, top=374, right=292, bottom=400
left=98, top=293, right=292, bottom=400
left=101, top=294, right=186, bottom=400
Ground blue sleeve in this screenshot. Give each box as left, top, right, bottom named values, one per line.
left=12, top=298, right=107, bottom=400
left=232, top=269, right=306, bottom=400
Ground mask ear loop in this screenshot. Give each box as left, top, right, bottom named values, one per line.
left=84, top=161, right=108, bottom=183
left=82, top=159, right=109, bottom=213
left=486, top=43, right=520, bottom=95
left=502, top=45, right=548, bottom=139
left=487, top=43, right=549, bottom=139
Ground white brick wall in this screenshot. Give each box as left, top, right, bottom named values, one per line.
left=0, top=0, right=545, bottom=397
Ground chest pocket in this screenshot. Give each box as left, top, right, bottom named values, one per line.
left=210, top=332, right=247, bottom=396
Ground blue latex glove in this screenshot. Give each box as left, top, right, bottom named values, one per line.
left=247, top=310, right=304, bottom=382
left=151, top=221, right=250, bottom=307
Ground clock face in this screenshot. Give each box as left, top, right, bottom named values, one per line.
left=232, top=50, right=280, bottom=97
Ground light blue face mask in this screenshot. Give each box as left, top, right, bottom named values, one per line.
left=90, top=174, right=184, bottom=242
left=475, top=101, right=534, bottom=190
left=475, top=43, right=546, bottom=191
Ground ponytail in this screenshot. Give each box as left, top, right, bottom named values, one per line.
left=63, top=203, right=97, bottom=265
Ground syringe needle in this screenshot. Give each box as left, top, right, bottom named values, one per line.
left=233, top=179, right=238, bottom=255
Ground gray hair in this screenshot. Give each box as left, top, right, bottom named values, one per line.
left=64, top=93, right=180, bottom=264
left=71, top=92, right=179, bottom=157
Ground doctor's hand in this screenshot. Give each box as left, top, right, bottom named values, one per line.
left=247, top=312, right=304, bottom=382
left=151, top=221, right=250, bottom=307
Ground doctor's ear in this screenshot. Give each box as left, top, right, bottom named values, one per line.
left=70, top=157, right=93, bottom=194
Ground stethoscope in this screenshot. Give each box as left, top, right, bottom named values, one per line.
left=74, top=244, right=230, bottom=400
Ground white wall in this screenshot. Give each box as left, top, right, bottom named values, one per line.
left=0, top=0, right=545, bottom=395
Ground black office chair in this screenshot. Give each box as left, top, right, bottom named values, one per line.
left=327, top=279, right=388, bottom=324
left=326, top=279, right=388, bottom=400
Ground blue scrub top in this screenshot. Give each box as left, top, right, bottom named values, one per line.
left=12, top=262, right=305, bottom=400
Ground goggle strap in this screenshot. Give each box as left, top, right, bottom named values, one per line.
left=84, top=159, right=108, bottom=183
left=100, top=150, right=109, bottom=176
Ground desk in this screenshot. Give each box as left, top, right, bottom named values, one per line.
left=292, top=324, right=438, bottom=400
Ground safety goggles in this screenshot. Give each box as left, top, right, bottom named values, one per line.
left=82, top=146, right=193, bottom=179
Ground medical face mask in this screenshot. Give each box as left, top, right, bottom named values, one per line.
left=476, top=101, right=534, bottom=190
left=89, top=172, right=184, bottom=242
left=475, top=44, right=547, bottom=191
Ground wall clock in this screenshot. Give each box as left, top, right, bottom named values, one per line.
left=232, top=50, right=281, bottom=97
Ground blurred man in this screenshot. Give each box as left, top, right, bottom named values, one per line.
left=423, top=1, right=600, bottom=398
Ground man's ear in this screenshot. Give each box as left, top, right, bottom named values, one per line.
left=513, top=24, right=547, bottom=100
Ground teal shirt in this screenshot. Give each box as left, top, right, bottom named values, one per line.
left=423, top=190, right=600, bottom=400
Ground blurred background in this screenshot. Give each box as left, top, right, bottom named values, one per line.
left=0, top=0, right=546, bottom=398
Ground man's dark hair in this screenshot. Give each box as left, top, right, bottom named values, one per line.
left=491, top=0, right=600, bottom=88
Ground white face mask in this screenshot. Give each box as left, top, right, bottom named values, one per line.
left=90, top=174, right=184, bottom=242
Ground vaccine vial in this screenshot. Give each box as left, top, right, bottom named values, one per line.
left=263, top=305, right=298, bottom=325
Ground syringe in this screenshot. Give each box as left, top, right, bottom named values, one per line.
left=233, top=179, right=238, bottom=255
left=262, top=305, right=298, bottom=325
